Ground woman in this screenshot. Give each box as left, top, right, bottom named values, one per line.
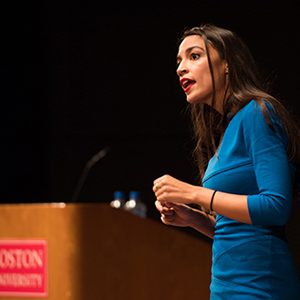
left=153, top=23, right=300, bottom=299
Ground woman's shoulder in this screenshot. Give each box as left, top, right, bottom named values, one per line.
left=233, top=99, right=288, bottom=145
left=230, top=99, right=262, bottom=125
left=234, top=99, right=278, bottom=125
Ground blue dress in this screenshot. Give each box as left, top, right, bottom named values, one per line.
left=202, top=100, right=300, bottom=299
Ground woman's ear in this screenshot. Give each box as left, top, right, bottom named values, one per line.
left=225, top=64, right=229, bottom=74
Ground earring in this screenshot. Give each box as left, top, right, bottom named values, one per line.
left=225, top=66, right=229, bottom=74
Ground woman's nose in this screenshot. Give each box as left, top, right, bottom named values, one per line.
left=176, top=63, right=188, bottom=77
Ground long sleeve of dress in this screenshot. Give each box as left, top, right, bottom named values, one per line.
left=245, top=101, right=294, bottom=226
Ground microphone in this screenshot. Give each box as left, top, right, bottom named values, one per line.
left=71, top=146, right=110, bottom=202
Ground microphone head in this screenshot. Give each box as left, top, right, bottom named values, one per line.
left=89, top=146, right=110, bottom=165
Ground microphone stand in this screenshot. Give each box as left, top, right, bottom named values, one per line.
left=71, top=146, right=110, bottom=202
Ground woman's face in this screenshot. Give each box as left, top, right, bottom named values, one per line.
left=176, top=35, right=227, bottom=113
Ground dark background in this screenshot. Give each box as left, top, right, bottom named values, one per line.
left=1, top=1, right=300, bottom=221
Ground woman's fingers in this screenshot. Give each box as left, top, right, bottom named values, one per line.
left=155, top=201, right=175, bottom=218
left=153, top=174, right=173, bottom=192
left=155, top=200, right=163, bottom=210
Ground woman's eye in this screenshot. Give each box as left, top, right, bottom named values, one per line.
left=191, top=53, right=200, bottom=60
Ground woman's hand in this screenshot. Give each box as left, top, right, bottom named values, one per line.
left=153, top=174, right=216, bottom=238
left=155, top=201, right=196, bottom=227
left=153, top=174, right=198, bottom=205
left=155, top=199, right=215, bottom=239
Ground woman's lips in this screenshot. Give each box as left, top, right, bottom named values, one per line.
left=180, top=78, right=195, bottom=93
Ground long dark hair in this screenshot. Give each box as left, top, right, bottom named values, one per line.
left=178, top=23, right=300, bottom=182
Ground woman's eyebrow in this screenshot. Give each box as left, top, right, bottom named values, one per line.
left=177, top=46, right=205, bottom=60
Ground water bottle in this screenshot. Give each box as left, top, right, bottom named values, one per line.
left=124, top=190, right=147, bottom=218
left=110, top=190, right=126, bottom=209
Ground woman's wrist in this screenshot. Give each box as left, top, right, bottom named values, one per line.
left=188, top=207, right=215, bottom=238
left=192, top=186, right=214, bottom=212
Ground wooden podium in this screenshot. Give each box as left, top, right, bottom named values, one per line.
left=0, top=203, right=212, bottom=300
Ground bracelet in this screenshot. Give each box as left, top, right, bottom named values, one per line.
left=210, top=190, right=217, bottom=212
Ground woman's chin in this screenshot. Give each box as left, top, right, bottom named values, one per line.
left=186, top=95, right=193, bottom=103
left=186, top=96, right=200, bottom=104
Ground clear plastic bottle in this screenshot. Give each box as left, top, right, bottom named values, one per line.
left=110, top=190, right=126, bottom=209
left=124, top=190, right=147, bottom=218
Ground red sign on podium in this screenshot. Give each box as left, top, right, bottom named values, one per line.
left=0, top=240, right=47, bottom=297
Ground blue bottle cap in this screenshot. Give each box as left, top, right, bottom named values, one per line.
left=113, top=191, right=126, bottom=199
left=129, top=190, right=140, bottom=199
